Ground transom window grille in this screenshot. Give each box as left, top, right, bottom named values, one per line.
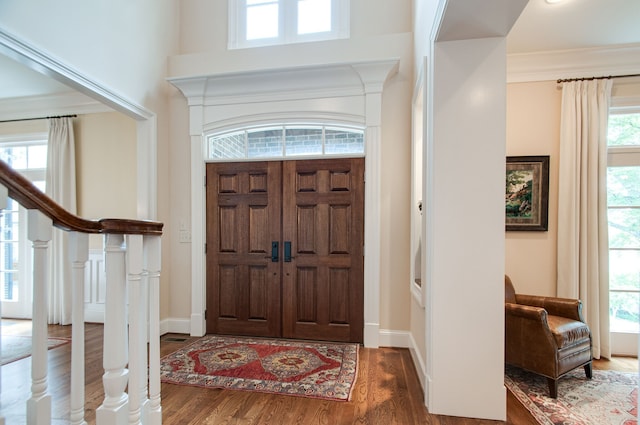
left=207, top=125, right=364, bottom=160
left=228, top=0, right=350, bottom=49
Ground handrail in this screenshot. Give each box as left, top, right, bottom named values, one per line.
left=0, top=159, right=163, bottom=235
left=0, top=158, right=164, bottom=424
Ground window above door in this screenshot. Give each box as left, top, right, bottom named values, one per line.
left=207, top=124, right=364, bottom=160
left=228, top=0, right=350, bottom=49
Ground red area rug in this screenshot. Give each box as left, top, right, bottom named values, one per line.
left=160, top=335, right=359, bottom=401
left=505, top=364, right=638, bottom=425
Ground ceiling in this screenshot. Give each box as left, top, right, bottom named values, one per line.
left=1, top=0, right=640, bottom=113
left=507, top=0, right=640, bottom=54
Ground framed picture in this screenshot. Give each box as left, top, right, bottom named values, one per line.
left=505, top=156, right=549, bottom=231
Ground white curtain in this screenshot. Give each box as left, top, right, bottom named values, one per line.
left=46, top=117, right=77, bottom=325
left=557, top=79, right=612, bottom=359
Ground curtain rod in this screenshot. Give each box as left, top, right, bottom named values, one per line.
left=0, top=114, right=77, bottom=124
left=557, top=73, right=640, bottom=84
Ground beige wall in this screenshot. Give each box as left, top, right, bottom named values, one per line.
left=0, top=113, right=137, bottom=250
left=0, top=120, right=48, bottom=136
left=75, top=113, right=138, bottom=237
left=505, top=81, right=561, bottom=296
left=505, top=78, right=640, bottom=297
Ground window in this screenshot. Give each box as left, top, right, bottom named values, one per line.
left=0, top=137, right=47, bottom=318
left=207, top=124, right=364, bottom=160
left=607, top=112, right=640, bottom=333
left=228, top=0, right=350, bottom=49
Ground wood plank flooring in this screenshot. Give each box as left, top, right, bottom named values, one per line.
left=0, top=321, right=637, bottom=424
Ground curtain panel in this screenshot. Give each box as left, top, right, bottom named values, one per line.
left=557, top=79, right=612, bottom=359
left=46, top=117, right=77, bottom=325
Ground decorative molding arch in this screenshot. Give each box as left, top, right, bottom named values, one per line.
left=169, top=59, right=399, bottom=347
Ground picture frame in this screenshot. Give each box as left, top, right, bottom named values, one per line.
left=505, top=155, right=549, bottom=231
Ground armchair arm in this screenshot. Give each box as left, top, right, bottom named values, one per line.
left=505, top=302, right=558, bottom=376
left=505, top=302, right=548, bottom=324
left=516, top=294, right=584, bottom=322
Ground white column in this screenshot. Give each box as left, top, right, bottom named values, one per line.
left=26, top=210, right=53, bottom=425
left=97, top=234, right=129, bottom=425
left=352, top=60, right=398, bottom=348
left=0, top=184, right=7, bottom=425
left=126, top=235, right=145, bottom=425
left=145, top=235, right=162, bottom=425
left=69, top=232, right=89, bottom=425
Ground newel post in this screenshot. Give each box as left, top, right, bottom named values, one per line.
left=26, top=209, right=53, bottom=425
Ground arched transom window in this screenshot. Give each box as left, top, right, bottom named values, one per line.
left=207, top=124, right=364, bottom=160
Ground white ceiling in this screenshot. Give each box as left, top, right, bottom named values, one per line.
left=1, top=0, right=640, bottom=110
left=507, top=0, right=640, bottom=53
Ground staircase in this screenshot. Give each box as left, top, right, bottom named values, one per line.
left=0, top=160, right=164, bottom=425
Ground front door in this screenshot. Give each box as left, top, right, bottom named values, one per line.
left=206, top=158, right=364, bottom=343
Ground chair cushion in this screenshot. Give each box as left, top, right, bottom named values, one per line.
left=547, top=315, right=591, bottom=348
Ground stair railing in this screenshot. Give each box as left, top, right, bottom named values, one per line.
left=0, top=159, right=163, bottom=425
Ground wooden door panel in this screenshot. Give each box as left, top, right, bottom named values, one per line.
left=207, top=158, right=364, bottom=343
left=206, top=162, right=282, bottom=337
left=282, top=158, right=364, bottom=343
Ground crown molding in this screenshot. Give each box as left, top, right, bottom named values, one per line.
left=0, top=28, right=153, bottom=120
left=168, top=59, right=399, bottom=106
left=507, top=43, right=640, bottom=83
left=0, top=91, right=112, bottom=122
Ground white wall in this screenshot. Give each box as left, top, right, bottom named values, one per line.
left=0, top=1, right=177, bottom=109
left=426, top=37, right=507, bottom=420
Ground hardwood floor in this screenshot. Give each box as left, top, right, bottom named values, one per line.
left=1, top=321, right=637, bottom=424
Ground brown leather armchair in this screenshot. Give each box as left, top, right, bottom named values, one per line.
left=504, top=275, right=592, bottom=398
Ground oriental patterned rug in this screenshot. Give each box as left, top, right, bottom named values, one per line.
left=505, top=364, right=638, bottom=425
left=1, top=335, right=71, bottom=365
left=160, top=335, right=359, bottom=401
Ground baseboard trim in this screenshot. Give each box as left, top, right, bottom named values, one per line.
left=378, top=329, right=411, bottom=348
left=408, top=332, right=427, bottom=390
left=161, top=317, right=191, bottom=335
left=161, top=321, right=421, bottom=358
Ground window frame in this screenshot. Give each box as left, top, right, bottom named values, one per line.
left=0, top=134, right=48, bottom=319
left=228, top=0, right=350, bottom=50
left=606, top=107, right=640, bottom=336
left=206, top=123, right=365, bottom=161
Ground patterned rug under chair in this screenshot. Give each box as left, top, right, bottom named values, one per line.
left=505, top=364, right=638, bottom=425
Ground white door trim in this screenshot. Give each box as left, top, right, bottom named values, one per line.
left=171, top=60, right=398, bottom=347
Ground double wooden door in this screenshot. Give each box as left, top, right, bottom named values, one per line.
left=206, top=158, right=364, bottom=343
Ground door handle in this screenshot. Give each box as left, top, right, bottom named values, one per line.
left=284, top=241, right=293, bottom=262
left=270, top=241, right=279, bottom=262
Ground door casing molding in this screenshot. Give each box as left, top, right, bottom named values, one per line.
left=170, top=59, right=399, bottom=348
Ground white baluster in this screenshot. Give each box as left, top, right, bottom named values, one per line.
left=97, top=234, right=129, bottom=425
left=26, top=210, right=52, bottom=425
left=126, top=235, right=144, bottom=425
left=145, top=235, right=162, bottom=425
left=139, top=241, right=150, bottom=424
left=0, top=184, right=7, bottom=425
left=70, top=232, right=89, bottom=425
